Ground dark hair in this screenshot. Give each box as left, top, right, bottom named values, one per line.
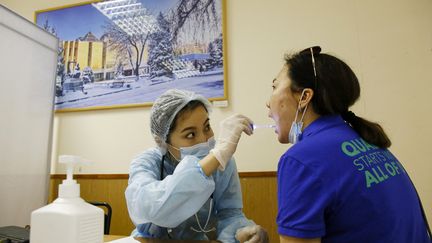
left=284, top=47, right=391, bottom=148
left=166, top=100, right=208, bottom=144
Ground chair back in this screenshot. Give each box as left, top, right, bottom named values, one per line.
left=88, top=201, right=112, bottom=234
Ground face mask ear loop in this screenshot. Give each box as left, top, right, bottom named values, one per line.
left=299, top=102, right=309, bottom=123
left=166, top=143, right=181, bottom=162
left=167, top=143, right=180, bottom=151
left=297, top=90, right=310, bottom=132
left=295, top=90, right=307, bottom=122
left=293, top=100, right=302, bottom=124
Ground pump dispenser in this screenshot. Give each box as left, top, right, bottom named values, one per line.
left=30, top=155, right=104, bottom=243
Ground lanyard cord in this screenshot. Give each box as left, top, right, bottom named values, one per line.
left=190, top=197, right=216, bottom=233
left=160, top=155, right=215, bottom=234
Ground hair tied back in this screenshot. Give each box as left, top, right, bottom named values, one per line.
left=342, top=110, right=357, bottom=122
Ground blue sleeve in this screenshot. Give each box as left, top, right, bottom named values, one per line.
left=125, top=149, right=215, bottom=228
left=214, top=158, right=255, bottom=243
left=277, top=155, right=327, bottom=238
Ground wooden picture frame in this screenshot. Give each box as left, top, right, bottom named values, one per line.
left=35, top=0, right=227, bottom=112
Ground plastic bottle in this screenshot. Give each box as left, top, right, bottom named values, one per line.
left=30, top=155, right=104, bottom=243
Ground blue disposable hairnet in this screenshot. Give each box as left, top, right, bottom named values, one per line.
left=150, top=89, right=212, bottom=154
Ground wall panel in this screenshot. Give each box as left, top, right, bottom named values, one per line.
left=49, top=173, right=279, bottom=242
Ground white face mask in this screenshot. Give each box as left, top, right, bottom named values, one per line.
left=288, top=90, right=308, bottom=144
left=168, top=137, right=216, bottom=161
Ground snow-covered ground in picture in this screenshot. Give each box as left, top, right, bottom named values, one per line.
left=55, top=69, right=224, bottom=110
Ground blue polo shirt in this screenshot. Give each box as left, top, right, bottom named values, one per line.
left=277, top=115, right=430, bottom=243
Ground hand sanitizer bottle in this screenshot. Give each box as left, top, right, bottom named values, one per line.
left=30, top=155, right=104, bottom=243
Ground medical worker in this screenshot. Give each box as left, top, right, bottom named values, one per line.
left=126, top=89, right=269, bottom=243
left=267, top=46, right=431, bottom=243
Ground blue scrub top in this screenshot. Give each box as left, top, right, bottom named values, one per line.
left=277, top=115, right=430, bottom=243
left=125, top=148, right=254, bottom=242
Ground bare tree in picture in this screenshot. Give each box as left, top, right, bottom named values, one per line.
left=170, top=0, right=219, bottom=43
left=103, top=20, right=150, bottom=79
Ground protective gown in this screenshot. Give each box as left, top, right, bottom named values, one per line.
left=125, top=148, right=254, bottom=242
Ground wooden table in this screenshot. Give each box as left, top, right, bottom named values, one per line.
left=105, top=235, right=126, bottom=241
left=104, top=235, right=220, bottom=242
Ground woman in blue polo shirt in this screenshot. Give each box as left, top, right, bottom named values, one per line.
left=266, top=46, right=431, bottom=243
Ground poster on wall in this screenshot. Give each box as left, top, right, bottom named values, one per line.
left=35, top=0, right=227, bottom=112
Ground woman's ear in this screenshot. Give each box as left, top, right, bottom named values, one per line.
left=299, top=88, right=314, bottom=109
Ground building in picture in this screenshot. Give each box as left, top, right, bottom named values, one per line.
left=62, top=31, right=116, bottom=81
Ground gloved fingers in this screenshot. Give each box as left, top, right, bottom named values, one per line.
left=222, top=114, right=253, bottom=127
left=235, top=232, right=251, bottom=243
left=235, top=225, right=258, bottom=242
left=239, top=122, right=253, bottom=136
left=232, top=113, right=253, bottom=124
left=230, top=115, right=254, bottom=135
left=244, top=234, right=260, bottom=243
left=255, top=226, right=269, bottom=243
left=213, top=114, right=254, bottom=169
left=240, top=115, right=254, bottom=135
left=234, top=114, right=254, bottom=129
left=228, top=113, right=250, bottom=121
left=235, top=232, right=248, bottom=243
left=220, top=121, right=253, bottom=141
left=220, top=114, right=241, bottom=126
left=240, top=114, right=254, bottom=127
left=242, top=225, right=269, bottom=243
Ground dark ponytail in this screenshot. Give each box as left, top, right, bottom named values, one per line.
left=341, top=111, right=391, bottom=148
left=285, top=47, right=392, bottom=148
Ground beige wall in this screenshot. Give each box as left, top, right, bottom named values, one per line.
left=1, top=0, right=431, bottom=222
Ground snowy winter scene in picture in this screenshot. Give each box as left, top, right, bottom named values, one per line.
left=35, top=0, right=225, bottom=111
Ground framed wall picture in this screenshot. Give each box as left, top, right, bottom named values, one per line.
left=35, top=0, right=227, bottom=112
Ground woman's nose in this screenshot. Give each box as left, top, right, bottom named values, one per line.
left=197, top=133, right=209, bottom=143
left=207, top=130, right=214, bottom=139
